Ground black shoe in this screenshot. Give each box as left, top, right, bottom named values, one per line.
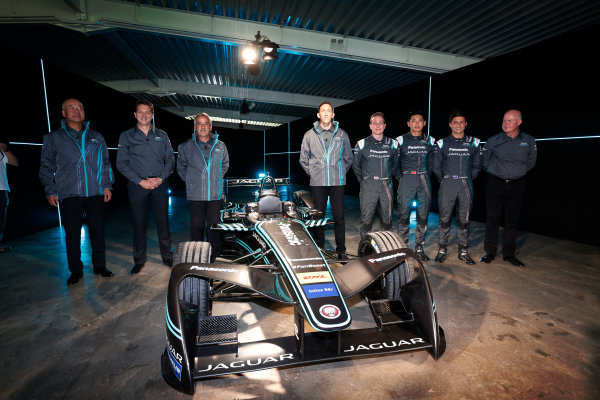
left=458, top=248, right=476, bottom=265
left=162, top=259, right=173, bottom=267
left=503, top=255, right=525, bottom=267
left=337, top=253, right=349, bottom=260
left=130, top=264, right=145, bottom=275
left=67, top=272, right=83, bottom=285
left=93, top=267, right=114, bottom=277
left=415, top=244, right=430, bottom=261
left=480, top=254, right=495, bottom=263
left=434, top=247, right=447, bottom=263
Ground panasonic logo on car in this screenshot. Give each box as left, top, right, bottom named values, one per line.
left=190, top=266, right=237, bottom=273
left=343, top=338, right=425, bottom=352
left=197, top=353, right=295, bottom=372
left=278, top=223, right=302, bottom=246
left=368, top=252, right=406, bottom=263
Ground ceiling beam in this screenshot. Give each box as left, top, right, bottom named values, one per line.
left=165, top=106, right=297, bottom=124
left=99, top=79, right=353, bottom=109
left=1, top=0, right=481, bottom=73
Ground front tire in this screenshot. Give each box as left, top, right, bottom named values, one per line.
left=175, top=241, right=212, bottom=316
left=358, top=231, right=411, bottom=299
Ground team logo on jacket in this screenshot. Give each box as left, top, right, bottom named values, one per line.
left=319, top=304, right=341, bottom=319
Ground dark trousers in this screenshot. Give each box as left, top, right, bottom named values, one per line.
left=189, top=200, right=222, bottom=257
left=484, top=175, right=527, bottom=257
left=397, top=174, right=432, bottom=245
left=311, top=185, right=346, bottom=253
left=438, top=178, right=474, bottom=248
left=0, top=190, right=7, bottom=242
left=60, top=195, right=106, bottom=274
left=127, top=181, right=172, bottom=265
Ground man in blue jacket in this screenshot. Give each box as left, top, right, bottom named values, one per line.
left=39, top=98, right=114, bottom=285
left=117, top=100, right=175, bottom=274
left=299, top=101, right=353, bottom=258
left=177, top=113, right=229, bottom=261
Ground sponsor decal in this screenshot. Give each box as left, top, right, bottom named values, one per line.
left=197, top=353, right=294, bottom=372
left=368, top=252, right=406, bottom=263
left=290, top=263, right=327, bottom=270
left=319, top=304, right=341, bottom=319
left=303, top=283, right=339, bottom=299
left=252, top=232, right=267, bottom=248
left=343, top=337, right=425, bottom=352
left=288, top=257, right=322, bottom=262
left=278, top=222, right=303, bottom=246
left=190, top=265, right=237, bottom=273
left=296, top=271, right=332, bottom=284
left=168, top=348, right=182, bottom=381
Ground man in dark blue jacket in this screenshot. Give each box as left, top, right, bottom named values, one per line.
left=39, top=98, right=114, bottom=285
left=117, top=100, right=175, bottom=274
left=432, top=111, right=482, bottom=264
left=481, top=109, right=537, bottom=267
left=395, top=111, right=436, bottom=260
left=177, top=113, right=229, bottom=260
left=352, top=112, right=398, bottom=238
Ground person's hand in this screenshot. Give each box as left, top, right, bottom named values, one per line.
left=48, top=195, right=59, bottom=207
left=103, top=188, right=112, bottom=202
left=148, top=177, right=163, bottom=187
left=139, top=179, right=157, bottom=190
left=0, top=143, right=7, bottom=152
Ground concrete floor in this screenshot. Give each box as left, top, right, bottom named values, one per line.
left=1, top=192, right=599, bottom=400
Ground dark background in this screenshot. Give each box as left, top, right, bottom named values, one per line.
left=1, top=24, right=598, bottom=245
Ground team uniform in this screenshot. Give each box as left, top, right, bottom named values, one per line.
left=352, top=135, right=398, bottom=238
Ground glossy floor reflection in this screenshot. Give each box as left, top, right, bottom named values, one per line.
left=0, top=190, right=599, bottom=400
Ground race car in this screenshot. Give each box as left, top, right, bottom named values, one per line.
left=162, top=176, right=446, bottom=394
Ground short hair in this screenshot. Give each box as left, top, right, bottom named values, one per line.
left=135, top=99, right=154, bottom=114
left=370, top=112, right=385, bottom=123
left=318, top=101, right=333, bottom=112
left=408, top=110, right=426, bottom=121
left=61, top=98, right=83, bottom=110
left=449, top=110, right=467, bottom=123
left=195, top=112, right=212, bottom=125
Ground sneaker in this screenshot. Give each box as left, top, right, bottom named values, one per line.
left=415, top=244, right=430, bottom=261
left=434, top=247, right=447, bottom=263
left=458, top=248, right=476, bottom=265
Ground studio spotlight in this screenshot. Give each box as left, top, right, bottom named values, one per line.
left=241, top=31, right=280, bottom=74
left=262, top=41, right=279, bottom=61
left=241, top=43, right=259, bottom=65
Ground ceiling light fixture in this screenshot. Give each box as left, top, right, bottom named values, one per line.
left=241, top=31, right=280, bottom=75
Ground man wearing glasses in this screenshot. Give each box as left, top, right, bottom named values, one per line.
left=352, top=112, right=398, bottom=238
left=117, top=100, right=175, bottom=275
left=177, top=113, right=229, bottom=262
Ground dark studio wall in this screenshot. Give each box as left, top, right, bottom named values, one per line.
left=1, top=22, right=599, bottom=247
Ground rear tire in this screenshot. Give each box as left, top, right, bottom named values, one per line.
left=175, top=241, right=212, bottom=316
left=358, top=231, right=411, bottom=299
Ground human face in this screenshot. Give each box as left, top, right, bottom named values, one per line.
left=134, top=104, right=154, bottom=127
left=62, top=99, right=85, bottom=126
left=317, top=104, right=334, bottom=127
left=369, top=115, right=386, bottom=137
left=195, top=116, right=212, bottom=141
left=407, top=114, right=426, bottom=136
left=502, top=110, right=522, bottom=137
left=449, top=116, right=467, bottom=138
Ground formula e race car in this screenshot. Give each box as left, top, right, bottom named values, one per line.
left=161, top=176, right=445, bottom=394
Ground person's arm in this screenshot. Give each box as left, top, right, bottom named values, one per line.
left=116, top=131, right=144, bottom=185
left=432, top=140, right=443, bottom=182
left=221, top=143, right=229, bottom=176
left=482, top=136, right=493, bottom=172
left=526, top=136, right=537, bottom=173
left=299, top=133, right=311, bottom=175
left=471, top=140, right=483, bottom=180
left=0, top=143, right=17, bottom=166
left=161, top=131, right=175, bottom=181
left=352, top=140, right=363, bottom=181
left=176, top=143, right=188, bottom=182
left=389, top=139, right=399, bottom=180
left=342, top=133, right=353, bottom=174
left=39, top=134, right=58, bottom=206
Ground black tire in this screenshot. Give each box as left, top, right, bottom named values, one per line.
left=175, top=241, right=212, bottom=316
left=358, top=231, right=411, bottom=299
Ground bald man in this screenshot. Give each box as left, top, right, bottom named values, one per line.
left=480, top=109, right=537, bottom=266
left=40, top=99, right=115, bottom=285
